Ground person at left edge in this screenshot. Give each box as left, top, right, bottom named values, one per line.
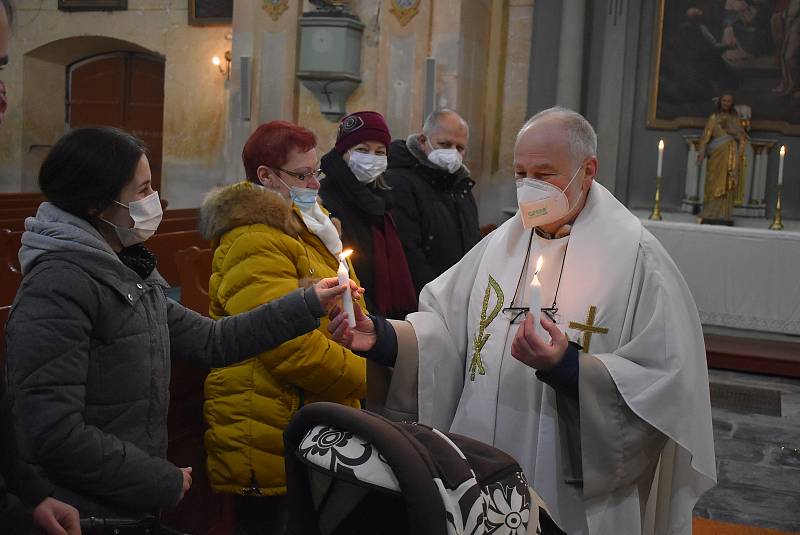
left=5, top=126, right=356, bottom=520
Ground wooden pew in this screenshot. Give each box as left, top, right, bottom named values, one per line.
left=0, top=192, right=44, bottom=203
left=165, top=245, right=235, bottom=535
left=163, top=208, right=199, bottom=220
left=175, top=247, right=212, bottom=316
left=157, top=217, right=199, bottom=234
left=0, top=229, right=22, bottom=306
left=0, top=198, right=44, bottom=210
left=0, top=220, right=25, bottom=232
left=0, top=206, right=39, bottom=220
left=147, top=231, right=209, bottom=287
left=0, top=305, right=10, bottom=383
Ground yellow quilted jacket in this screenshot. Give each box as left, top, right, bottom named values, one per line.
left=199, top=181, right=367, bottom=496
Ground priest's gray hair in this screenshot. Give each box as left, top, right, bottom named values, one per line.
left=518, top=106, right=597, bottom=165
left=423, top=108, right=469, bottom=138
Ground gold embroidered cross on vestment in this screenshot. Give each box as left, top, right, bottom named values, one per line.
left=568, top=305, right=609, bottom=353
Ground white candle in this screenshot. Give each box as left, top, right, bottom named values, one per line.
left=529, top=256, right=544, bottom=338
left=778, top=145, right=786, bottom=186
left=657, top=139, right=664, bottom=177
left=338, top=249, right=356, bottom=328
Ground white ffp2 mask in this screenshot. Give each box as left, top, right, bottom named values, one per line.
left=516, top=165, right=583, bottom=229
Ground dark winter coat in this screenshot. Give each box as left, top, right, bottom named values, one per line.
left=0, top=382, right=54, bottom=534
left=318, top=149, right=398, bottom=315
left=5, top=203, right=324, bottom=518
left=383, top=135, right=480, bottom=293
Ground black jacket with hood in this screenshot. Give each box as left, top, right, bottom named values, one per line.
left=383, top=135, right=480, bottom=293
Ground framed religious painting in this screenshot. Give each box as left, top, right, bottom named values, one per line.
left=188, top=0, right=233, bottom=26
left=647, top=0, right=800, bottom=134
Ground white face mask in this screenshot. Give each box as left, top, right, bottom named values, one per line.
left=347, top=151, right=387, bottom=184
left=516, top=165, right=583, bottom=229
left=103, top=191, right=163, bottom=247
left=426, top=140, right=463, bottom=173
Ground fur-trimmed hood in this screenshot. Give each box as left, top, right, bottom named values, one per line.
left=200, top=181, right=302, bottom=240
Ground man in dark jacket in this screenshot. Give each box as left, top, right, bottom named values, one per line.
left=0, top=0, right=81, bottom=532
left=384, top=109, right=480, bottom=293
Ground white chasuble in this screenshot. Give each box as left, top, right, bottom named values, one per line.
left=405, top=183, right=716, bottom=535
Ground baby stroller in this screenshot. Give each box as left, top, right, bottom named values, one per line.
left=284, top=403, right=566, bottom=535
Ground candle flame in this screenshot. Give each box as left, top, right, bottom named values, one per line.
left=211, top=56, right=221, bottom=66
left=339, top=249, right=354, bottom=261
left=658, top=139, right=665, bottom=150
left=780, top=145, right=786, bottom=157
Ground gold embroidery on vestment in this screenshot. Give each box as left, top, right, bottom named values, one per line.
left=568, top=305, right=609, bottom=353
left=469, top=276, right=504, bottom=381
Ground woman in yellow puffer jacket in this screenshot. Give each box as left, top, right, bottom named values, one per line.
left=199, top=121, right=367, bottom=535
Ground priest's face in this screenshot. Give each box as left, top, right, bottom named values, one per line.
left=514, top=116, right=598, bottom=231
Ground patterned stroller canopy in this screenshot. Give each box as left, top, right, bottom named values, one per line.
left=284, top=403, right=565, bottom=535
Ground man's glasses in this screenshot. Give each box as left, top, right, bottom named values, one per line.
left=502, top=306, right=560, bottom=325
left=272, top=167, right=325, bottom=182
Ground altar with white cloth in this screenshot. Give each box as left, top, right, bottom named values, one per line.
left=637, top=213, right=800, bottom=336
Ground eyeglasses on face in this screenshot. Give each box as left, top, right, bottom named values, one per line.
left=272, top=167, right=325, bottom=182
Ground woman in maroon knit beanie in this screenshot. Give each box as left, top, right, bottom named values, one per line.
left=319, top=111, right=417, bottom=319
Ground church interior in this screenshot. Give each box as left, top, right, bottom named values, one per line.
left=0, top=0, right=799, bottom=534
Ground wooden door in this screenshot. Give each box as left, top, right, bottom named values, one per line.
left=68, top=53, right=165, bottom=191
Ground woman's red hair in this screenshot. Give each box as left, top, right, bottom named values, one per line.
left=242, top=120, right=317, bottom=182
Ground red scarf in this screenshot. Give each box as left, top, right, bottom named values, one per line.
left=371, top=213, right=417, bottom=318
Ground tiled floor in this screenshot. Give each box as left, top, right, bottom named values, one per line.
left=693, top=368, right=800, bottom=532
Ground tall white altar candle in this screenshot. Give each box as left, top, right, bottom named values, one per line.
left=657, top=139, right=665, bottom=177
left=529, top=256, right=544, bottom=338
left=778, top=145, right=786, bottom=186
left=338, top=249, right=356, bottom=328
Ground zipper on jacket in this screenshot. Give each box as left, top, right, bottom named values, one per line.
left=241, top=470, right=263, bottom=496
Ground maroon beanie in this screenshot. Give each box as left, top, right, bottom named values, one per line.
left=334, top=111, right=392, bottom=155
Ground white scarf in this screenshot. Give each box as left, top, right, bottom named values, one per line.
left=299, top=202, right=343, bottom=258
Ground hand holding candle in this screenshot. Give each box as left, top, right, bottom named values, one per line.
left=778, top=145, right=786, bottom=186
left=657, top=139, right=664, bottom=177
left=529, top=256, right=544, bottom=339
left=337, top=249, right=356, bottom=328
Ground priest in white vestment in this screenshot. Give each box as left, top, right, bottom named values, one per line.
left=328, top=107, right=717, bottom=535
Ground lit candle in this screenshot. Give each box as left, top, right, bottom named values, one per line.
left=337, top=249, right=356, bottom=328
left=657, top=139, right=664, bottom=177
left=529, top=256, right=544, bottom=338
left=778, top=145, right=786, bottom=186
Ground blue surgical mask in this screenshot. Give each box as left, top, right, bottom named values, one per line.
left=278, top=177, right=318, bottom=211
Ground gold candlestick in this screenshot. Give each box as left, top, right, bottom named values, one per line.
left=649, top=175, right=663, bottom=221
left=769, top=184, right=784, bottom=231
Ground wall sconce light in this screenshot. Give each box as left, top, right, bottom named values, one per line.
left=212, top=50, right=232, bottom=80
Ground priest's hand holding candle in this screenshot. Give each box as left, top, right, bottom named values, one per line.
left=529, top=256, right=545, bottom=339
left=338, top=249, right=357, bottom=328
left=511, top=256, right=570, bottom=370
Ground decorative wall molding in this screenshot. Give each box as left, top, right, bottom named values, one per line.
left=262, top=0, right=289, bottom=22
left=390, top=0, right=421, bottom=27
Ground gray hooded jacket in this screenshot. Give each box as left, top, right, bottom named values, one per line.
left=6, top=203, right=324, bottom=517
